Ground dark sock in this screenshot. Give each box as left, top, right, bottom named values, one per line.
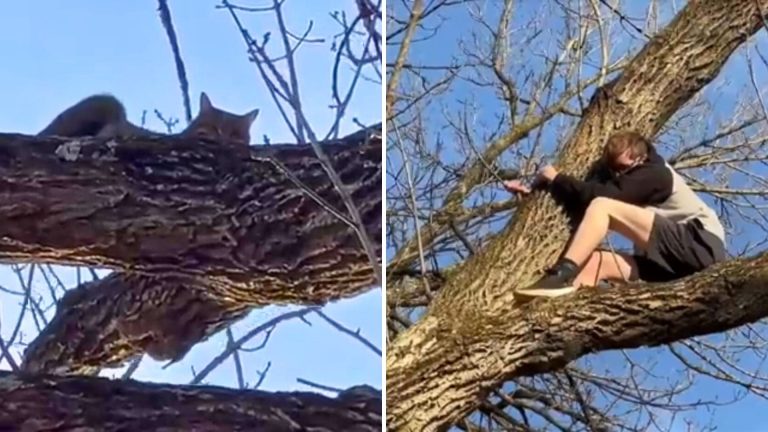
left=555, top=257, right=580, bottom=280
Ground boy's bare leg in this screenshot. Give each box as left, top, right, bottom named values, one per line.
left=563, top=197, right=656, bottom=267
left=573, top=250, right=639, bottom=288
left=515, top=197, right=654, bottom=297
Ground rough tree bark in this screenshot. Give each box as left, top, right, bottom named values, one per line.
left=0, top=129, right=381, bottom=374
left=21, top=273, right=251, bottom=375
left=0, top=371, right=381, bottom=431
left=386, top=1, right=768, bottom=430
left=0, top=131, right=381, bottom=300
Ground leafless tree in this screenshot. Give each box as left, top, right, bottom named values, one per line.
left=0, top=1, right=382, bottom=430
left=387, top=1, right=768, bottom=430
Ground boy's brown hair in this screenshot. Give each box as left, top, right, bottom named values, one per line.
left=603, top=130, right=651, bottom=169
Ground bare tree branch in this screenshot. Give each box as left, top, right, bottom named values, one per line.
left=0, top=131, right=381, bottom=297
left=0, top=371, right=381, bottom=431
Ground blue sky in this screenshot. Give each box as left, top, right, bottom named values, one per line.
left=0, top=1, right=381, bottom=395
left=387, top=1, right=768, bottom=430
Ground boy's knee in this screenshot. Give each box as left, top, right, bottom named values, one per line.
left=586, top=196, right=614, bottom=213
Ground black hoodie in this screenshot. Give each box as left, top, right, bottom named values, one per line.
left=550, top=146, right=671, bottom=209
left=548, top=146, right=725, bottom=243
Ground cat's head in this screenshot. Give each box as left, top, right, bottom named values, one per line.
left=184, top=92, right=259, bottom=146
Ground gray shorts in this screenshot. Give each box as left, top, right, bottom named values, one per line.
left=633, top=216, right=726, bottom=282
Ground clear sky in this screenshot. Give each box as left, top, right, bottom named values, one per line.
left=387, top=1, right=768, bottom=430
left=0, top=1, right=381, bottom=395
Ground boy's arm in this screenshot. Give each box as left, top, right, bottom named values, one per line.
left=549, top=163, right=672, bottom=207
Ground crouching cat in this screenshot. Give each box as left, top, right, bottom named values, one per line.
left=39, top=92, right=259, bottom=147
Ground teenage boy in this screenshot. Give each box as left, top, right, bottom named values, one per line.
left=504, top=131, right=726, bottom=298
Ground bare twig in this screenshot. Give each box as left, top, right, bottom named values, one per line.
left=189, top=308, right=314, bottom=385
left=297, top=377, right=344, bottom=393
left=156, top=0, right=192, bottom=123
left=121, top=356, right=143, bottom=380
left=227, top=328, right=246, bottom=389
left=313, top=309, right=381, bottom=356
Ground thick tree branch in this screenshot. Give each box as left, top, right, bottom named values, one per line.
left=21, top=273, right=251, bottom=375
left=21, top=256, right=380, bottom=376
left=0, top=371, right=381, bottom=431
left=0, top=129, right=381, bottom=304
left=484, top=253, right=768, bottom=377
left=384, top=253, right=768, bottom=429
left=386, top=0, right=423, bottom=119
left=386, top=1, right=768, bottom=430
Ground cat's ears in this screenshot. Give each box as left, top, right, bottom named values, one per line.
left=200, top=92, right=213, bottom=112
left=242, top=108, right=259, bottom=125
left=199, top=91, right=259, bottom=124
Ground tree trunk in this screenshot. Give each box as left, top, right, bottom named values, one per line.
left=386, top=1, right=768, bottom=430
left=0, top=371, right=381, bottom=431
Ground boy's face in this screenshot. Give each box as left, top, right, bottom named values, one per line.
left=608, top=149, right=643, bottom=175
